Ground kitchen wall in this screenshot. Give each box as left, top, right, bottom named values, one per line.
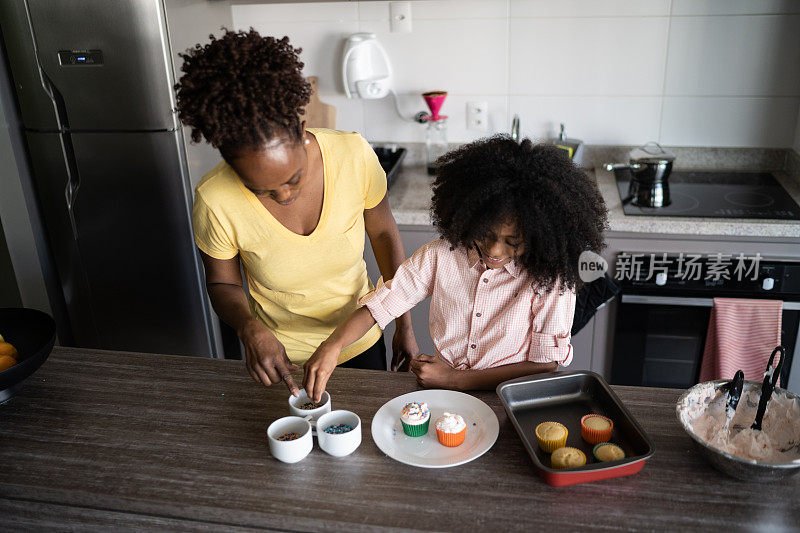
left=231, top=0, right=800, bottom=148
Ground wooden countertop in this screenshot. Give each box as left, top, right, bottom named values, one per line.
left=1, top=347, right=798, bottom=531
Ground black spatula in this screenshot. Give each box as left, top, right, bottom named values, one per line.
left=751, top=346, right=785, bottom=431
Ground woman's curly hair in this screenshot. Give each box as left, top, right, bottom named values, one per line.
left=175, top=29, right=311, bottom=157
left=431, top=136, right=608, bottom=292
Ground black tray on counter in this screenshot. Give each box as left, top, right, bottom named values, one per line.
left=497, top=371, right=655, bottom=486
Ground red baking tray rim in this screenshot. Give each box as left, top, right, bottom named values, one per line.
left=497, top=371, right=656, bottom=487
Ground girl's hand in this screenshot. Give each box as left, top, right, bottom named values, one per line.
left=303, top=341, right=341, bottom=403
left=409, top=354, right=459, bottom=390
left=239, top=318, right=300, bottom=396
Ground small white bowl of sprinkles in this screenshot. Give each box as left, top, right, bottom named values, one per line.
left=288, top=389, right=331, bottom=420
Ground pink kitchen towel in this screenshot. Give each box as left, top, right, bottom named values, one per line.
left=698, top=298, right=782, bottom=383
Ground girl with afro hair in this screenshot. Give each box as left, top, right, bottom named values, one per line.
left=304, top=136, right=607, bottom=398
left=177, top=29, right=417, bottom=397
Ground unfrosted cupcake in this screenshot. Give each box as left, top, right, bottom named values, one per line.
left=400, top=401, right=430, bottom=437
left=551, top=447, right=587, bottom=469
left=580, top=414, right=613, bottom=444
left=593, top=443, right=625, bottom=462
left=535, top=421, right=568, bottom=453
left=435, top=412, right=467, bottom=447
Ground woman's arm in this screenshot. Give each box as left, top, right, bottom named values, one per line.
left=200, top=252, right=300, bottom=395
left=410, top=355, right=557, bottom=391
left=364, top=195, right=418, bottom=370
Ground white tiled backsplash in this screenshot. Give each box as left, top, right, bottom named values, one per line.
left=232, top=0, right=800, bottom=148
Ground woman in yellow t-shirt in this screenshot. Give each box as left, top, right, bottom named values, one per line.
left=175, top=29, right=417, bottom=395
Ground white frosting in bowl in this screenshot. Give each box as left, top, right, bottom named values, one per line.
left=678, top=381, right=800, bottom=464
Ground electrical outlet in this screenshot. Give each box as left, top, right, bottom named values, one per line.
left=466, top=101, right=489, bottom=132
left=390, top=2, right=412, bottom=33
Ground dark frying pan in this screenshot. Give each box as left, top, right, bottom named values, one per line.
left=0, top=308, right=56, bottom=403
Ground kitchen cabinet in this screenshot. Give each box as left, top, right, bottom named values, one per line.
left=569, top=317, right=594, bottom=371
left=364, top=224, right=438, bottom=360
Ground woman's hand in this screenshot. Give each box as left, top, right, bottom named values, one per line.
left=391, top=320, right=419, bottom=371
left=238, top=318, right=300, bottom=396
left=303, top=341, right=341, bottom=403
left=409, top=354, right=460, bottom=390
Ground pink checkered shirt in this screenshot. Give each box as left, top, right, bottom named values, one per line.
left=360, top=239, right=575, bottom=370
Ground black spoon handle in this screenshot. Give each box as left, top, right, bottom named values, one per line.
left=726, top=370, right=745, bottom=415
left=751, top=346, right=785, bottom=431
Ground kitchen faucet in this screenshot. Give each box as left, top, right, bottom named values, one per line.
left=511, top=114, right=520, bottom=143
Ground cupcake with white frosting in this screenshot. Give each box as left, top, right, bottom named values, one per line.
left=435, top=412, right=467, bottom=447
left=400, top=401, right=430, bottom=437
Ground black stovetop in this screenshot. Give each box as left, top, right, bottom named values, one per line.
left=614, top=170, right=800, bottom=220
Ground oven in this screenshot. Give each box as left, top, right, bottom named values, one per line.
left=610, top=253, right=800, bottom=392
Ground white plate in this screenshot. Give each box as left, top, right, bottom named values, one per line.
left=371, top=389, right=499, bottom=468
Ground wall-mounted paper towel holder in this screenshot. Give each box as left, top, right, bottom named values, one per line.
left=342, top=33, right=392, bottom=99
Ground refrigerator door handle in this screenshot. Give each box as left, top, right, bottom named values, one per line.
left=40, top=72, right=81, bottom=240
left=60, top=133, right=81, bottom=240
left=20, top=2, right=70, bottom=130
left=63, top=171, right=78, bottom=237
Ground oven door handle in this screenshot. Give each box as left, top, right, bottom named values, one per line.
left=621, top=294, right=800, bottom=310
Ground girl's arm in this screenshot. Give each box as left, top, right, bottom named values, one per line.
left=304, top=241, right=440, bottom=402
left=364, top=195, right=419, bottom=370
left=453, top=361, right=558, bottom=390
left=303, top=307, right=377, bottom=402
left=411, top=356, right=557, bottom=391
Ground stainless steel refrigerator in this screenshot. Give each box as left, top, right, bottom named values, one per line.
left=0, top=0, right=232, bottom=356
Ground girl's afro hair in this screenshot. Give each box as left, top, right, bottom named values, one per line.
left=431, top=135, right=608, bottom=292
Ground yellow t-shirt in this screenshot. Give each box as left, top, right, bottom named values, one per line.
left=192, top=129, right=385, bottom=364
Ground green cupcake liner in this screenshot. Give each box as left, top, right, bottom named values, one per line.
left=593, top=442, right=625, bottom=462
left=401, top=418, right=429, bottom=437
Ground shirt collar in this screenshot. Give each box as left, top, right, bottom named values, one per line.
left=466, top=245, right=523, bottom=278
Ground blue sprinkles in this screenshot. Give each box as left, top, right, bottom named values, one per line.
left=324, top=424, right=354, bottom=435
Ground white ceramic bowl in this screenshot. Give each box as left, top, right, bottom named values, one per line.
left=316, top=410, right=362, bottom=458
left=288, top=390, right=331, bottom=420
left=266, top=416, right=313, bottom=464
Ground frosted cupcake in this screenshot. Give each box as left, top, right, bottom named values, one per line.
left=435, top=412, right=467, bottom=447
left=400, top=401, right=430, bottom=437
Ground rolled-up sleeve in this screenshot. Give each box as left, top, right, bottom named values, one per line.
left=358, top=241, right=437, bottom=330
left=527, top=286, right=576, bottom=366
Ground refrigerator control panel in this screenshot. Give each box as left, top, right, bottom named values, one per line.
left=58, top=50, right=104, bottom=66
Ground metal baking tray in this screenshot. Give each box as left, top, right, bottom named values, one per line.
left=497, top=371, right=655, bottom=487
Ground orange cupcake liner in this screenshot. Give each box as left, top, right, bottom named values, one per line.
left=535, top=421, right=568, bottom=453
left=436, top=426, right=466, bottom=447
left=580, top=414, right=613, bottom=444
